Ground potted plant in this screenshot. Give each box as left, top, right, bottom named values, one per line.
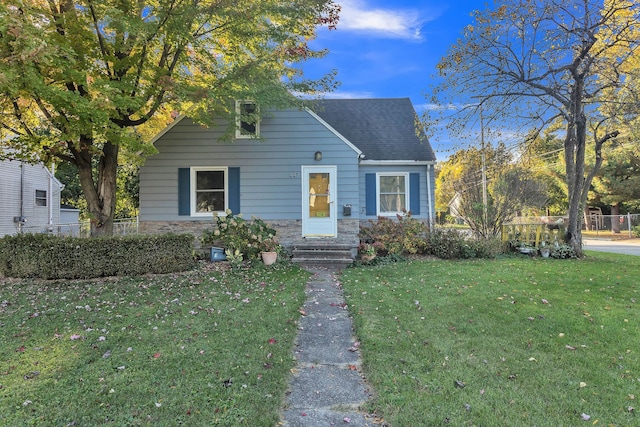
left=260, top=237, right=280, bottom=265
left=539, top=241, right=551, bottom=258
left=358, top=242, right=377, bottom=262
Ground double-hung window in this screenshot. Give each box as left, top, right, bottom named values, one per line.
left=235, top=100, right=260, bottom=138
left=377, top=173, right=409, bottom=215
left=35, top=190, right=47, bottom=207
left=191, top=167, right=227, bottom=215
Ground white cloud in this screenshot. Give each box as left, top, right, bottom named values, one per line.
left=321, top=90, right=376, bottom=99
left=337, top=0, right=430, bottom=39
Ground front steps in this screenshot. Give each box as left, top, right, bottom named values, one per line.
left=290, top=240, right=357, bottom=267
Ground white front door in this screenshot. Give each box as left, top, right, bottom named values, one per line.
left=302, top=166, right=337, bottom=237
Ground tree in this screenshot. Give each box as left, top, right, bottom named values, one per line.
left=590, top=142, right=640, bottom=232
left=0, top=0, right=339, bottom=235
left=438, top=144, right=547, bottom=238
left=427, top=0, right=640, bottom=256
left=519, top=129, right=568, bottom=216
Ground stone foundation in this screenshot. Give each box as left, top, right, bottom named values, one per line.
left=138, top=219, right=361, bottom=250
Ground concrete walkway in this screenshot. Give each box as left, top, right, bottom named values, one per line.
left=280, top=267, right=378, bottom=426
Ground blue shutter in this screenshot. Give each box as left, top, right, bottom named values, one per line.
left=178, top=168, right=190, bottom=216
left=228, top=167, right=240, bottom=214
left=409, top=172, right=420, bottom=215
left=365, top=173, right=376, bottom=216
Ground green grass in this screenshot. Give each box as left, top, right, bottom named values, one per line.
left=0, top=262, right=308, bottom=426
left=341, top=252, right=640, bottom=426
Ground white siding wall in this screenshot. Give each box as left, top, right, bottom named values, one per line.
left=139, top=109, right=360, bottom=221
left=0, top=160, right=62, bottom=236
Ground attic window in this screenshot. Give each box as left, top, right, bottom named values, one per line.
left=235, top=100, right=260, bottom=138
left=35, top=190, right=47, bottom=207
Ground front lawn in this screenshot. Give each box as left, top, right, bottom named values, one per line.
left=0, top=262, right=308, bottom=426
left=342, top=252, right=639, bottom=426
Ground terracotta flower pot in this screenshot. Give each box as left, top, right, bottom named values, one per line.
left=261, top=251, right=278, bottom=265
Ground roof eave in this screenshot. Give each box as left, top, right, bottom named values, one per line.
left=360, top=160, right=436, bottom=166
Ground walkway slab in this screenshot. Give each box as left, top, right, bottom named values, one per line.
left=280, top=267, right=376, bottom=427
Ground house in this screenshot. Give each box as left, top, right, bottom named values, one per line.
left=0, top=156, right=64, bottom=236
left=139, top=98, right=436, bottom=256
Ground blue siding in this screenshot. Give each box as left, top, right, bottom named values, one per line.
left=140, top=110, right=360, bottom=221
left=358, top=165, right=434, bottom=220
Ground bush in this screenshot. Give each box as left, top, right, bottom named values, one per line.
left=632, top=225, right=640, bottom=238
left=427, top=229, right=502, bottom=259
left=0, top=233, right=195, bottom=279
left=359, top=212, right=429, bottom=255
left=550, top=244, right=578, bottom=259
left=202, top=211, right=278, bottom=259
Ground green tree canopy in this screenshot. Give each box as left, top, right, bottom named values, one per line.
left=0, top=0, right=339, bottom=235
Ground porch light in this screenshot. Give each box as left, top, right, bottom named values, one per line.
left=314, top=151, right=322, bottom=161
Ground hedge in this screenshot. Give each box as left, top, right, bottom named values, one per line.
left=0, top=233, right=196, bottom=279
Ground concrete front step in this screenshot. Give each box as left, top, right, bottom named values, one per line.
left=290, top=242, right=356, bottom=266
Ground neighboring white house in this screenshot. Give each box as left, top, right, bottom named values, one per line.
left=0, top=156, right=64, bottom=236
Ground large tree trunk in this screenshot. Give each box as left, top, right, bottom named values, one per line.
left=564, top=119, right=585, bottom=257
left=76, top=141, right=119, bottom=236
left=612, top=203, right=621, bottom=234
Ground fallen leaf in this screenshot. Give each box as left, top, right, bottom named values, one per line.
left=454, top=380, right=466, bottom=388
left=542, top=299, right=549, bottom=304
left=580, top=413, right=590, bottom=421
left=579, top=382, right=587, bottom=388
left=268, top=338, right=277, bottom=345
left=70, top=334, right=81, bottom=340
left=343, top=416, right=351, bottom=423
left=153, top=353, right=161, bottom=359
left=566, top=345, right=577, bottom=350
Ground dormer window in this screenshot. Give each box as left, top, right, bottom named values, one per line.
left=235, top=100, right=260, bottom=138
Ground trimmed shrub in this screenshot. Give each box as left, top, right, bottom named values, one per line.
left=0, top=233, right=195, bottom=279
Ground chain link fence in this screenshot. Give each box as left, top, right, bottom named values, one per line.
left=13, top=218, right=139, bottom=238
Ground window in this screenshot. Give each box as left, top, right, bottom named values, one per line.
left=235, top=100, right=260, bottom=138
left=35, top=190, right=47, bottom=207
left=377, top=173, right=409, bottom=215
left=191, top=167, right=227, bottom=215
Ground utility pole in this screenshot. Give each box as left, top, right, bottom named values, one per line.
left=480, top=107, right=488, bottom=231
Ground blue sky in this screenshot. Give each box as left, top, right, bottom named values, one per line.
left=305, top=0, right=490, bottom=158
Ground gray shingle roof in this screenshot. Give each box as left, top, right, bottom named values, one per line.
left=312, top=98, right=436, bottom=162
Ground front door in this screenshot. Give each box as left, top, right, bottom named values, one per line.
left=302, top=166, right=337, bottom=237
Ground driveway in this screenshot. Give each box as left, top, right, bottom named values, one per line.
left=583, top=238, right=640, bottom=256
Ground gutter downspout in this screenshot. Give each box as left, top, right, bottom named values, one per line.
left=49, top=164, right=54, bottom=227
left=426, top=163, right=434, bottom=227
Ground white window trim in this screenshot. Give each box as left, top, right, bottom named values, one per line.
left=35, top=189, right=47, bottom=207
left=235, top=100, right=260, bottom=139
left=376, top=172, right=410, bottom=216
left=190, top=167, right=228, bottom=217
